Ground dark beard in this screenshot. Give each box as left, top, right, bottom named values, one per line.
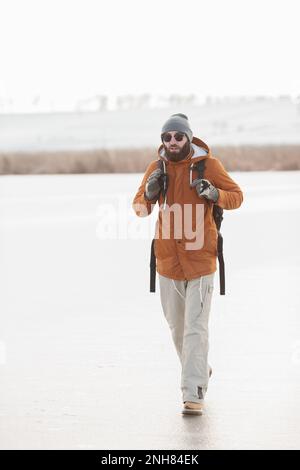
left=164, top=140, right=191, bottom=162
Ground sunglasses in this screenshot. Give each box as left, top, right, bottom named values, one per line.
left=162, top=132, right=186, bottom=143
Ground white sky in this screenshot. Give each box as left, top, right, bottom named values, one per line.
left=0, top=0, right=299, bottom=110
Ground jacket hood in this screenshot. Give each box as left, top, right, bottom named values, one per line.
left=158, top=136, right=211, bottom=164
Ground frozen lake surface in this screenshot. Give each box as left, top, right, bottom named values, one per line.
left=0, top=171, right=300, bottom=449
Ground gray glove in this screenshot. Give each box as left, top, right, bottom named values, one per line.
left=191, top=178, right=219, bottom=202
left=144, top=168, right=164, bottom=200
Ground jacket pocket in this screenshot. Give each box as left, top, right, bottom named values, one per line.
left=206, top=228, right=218, bottom=256
left=200, top=282, right=214, bottom=313
left=154, top=238, right=174, bottom=260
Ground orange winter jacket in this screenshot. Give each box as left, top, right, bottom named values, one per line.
left=132, top=136, right=243, bottom=280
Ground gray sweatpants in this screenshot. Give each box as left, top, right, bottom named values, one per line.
left=159, top=272, right=215, bottom=403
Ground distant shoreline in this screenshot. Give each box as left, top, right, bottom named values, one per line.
left=1, top=145, right=300, bottom=174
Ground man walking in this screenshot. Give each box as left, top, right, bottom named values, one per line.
left=132, top=114, right=243, bottom=415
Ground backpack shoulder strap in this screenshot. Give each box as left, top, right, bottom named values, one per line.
left=150, top=238, right=156, bottom=293
left=193, top=159, right=206, bottom=180
left=194, top=158, right=225, bottom=295
left=150, top=159, right=167, bottom=293
left=157, top=158, right=164, bottom=171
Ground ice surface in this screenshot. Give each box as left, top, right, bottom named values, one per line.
left=0, top=171, right=300, bottom=449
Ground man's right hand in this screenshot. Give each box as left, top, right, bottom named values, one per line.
left=144, top=168, right=164, bottom=200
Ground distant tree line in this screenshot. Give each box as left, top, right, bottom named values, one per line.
left=0, top=93, right=299, bottom=113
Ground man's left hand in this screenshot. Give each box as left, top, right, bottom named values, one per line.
left=191, top=178, right=219, bottom=202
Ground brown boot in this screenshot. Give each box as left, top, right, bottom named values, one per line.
left=182, top=401, right=203, bottom=415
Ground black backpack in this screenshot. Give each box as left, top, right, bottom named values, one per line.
left=150, top=158, right=225, bottom=295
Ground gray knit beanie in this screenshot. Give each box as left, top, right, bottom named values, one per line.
left=161, top=113, right=193, bottom=142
